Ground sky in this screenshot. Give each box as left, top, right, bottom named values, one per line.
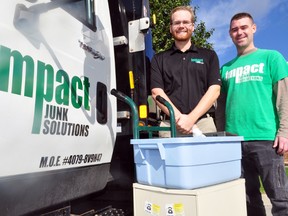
left=191, top=0, right=288, bottom=66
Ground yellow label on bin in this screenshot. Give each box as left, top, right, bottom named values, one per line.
left=152, top=203, right=161, bottom=214
left=174, top=203, right=184, bottom=214
left=165, top=203, right=185, bottom=216
left=145, top=201, right=161, bottom=215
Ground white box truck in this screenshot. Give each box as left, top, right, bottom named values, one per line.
left=0, top=0, right=152, bottom=215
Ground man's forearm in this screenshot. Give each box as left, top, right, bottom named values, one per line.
left=275, top=77, right=288, bottom=138
left=151, top=88, right=182, bottom=118
left=188, top=84, right=221, bottom=123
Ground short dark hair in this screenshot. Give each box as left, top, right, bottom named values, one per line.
left=230, top=12, right=254, bottom=28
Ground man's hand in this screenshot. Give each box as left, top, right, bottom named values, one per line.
left=175, top=114, right=194, bottom=134
left=273, top=136, right=288, bottom=155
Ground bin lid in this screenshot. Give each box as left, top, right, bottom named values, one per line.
left=130, top=135, right=243, bottom=145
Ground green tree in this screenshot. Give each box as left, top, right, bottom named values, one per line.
left=150, top=1, right=214, bottom=53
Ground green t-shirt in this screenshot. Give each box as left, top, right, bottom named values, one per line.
left=220, top=49, right=288, bottom=141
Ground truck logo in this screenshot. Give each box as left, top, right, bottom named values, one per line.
left=79, top=40, right=105, bottom=60
left=0, top=45, right=91, bottom=134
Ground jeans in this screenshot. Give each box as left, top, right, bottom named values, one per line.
left=242, top=141, right=288, bottom=216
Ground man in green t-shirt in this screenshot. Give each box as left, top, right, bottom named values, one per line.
left=218, top=12, right=288, bottom=216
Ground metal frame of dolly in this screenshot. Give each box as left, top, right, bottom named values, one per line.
left=111, top=89, right=176, bottom=139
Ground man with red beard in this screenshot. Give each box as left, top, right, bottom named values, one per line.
left=150, top=6, right=221, bottom=137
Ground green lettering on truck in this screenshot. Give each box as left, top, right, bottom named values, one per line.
left=0, top=45, right=91, bottom=134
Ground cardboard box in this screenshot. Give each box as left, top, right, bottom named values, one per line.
left=133, top=179, right=247, bottom=216
left=131, top=136, right=243, bottom=189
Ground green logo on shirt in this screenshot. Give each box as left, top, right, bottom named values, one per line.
left=191, top=58, right=204, bottom=64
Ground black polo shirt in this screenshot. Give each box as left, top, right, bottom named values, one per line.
left=150, top=44, right=221, bottom=114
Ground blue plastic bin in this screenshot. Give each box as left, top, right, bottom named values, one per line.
left=131, top=136, right=243, bottom=189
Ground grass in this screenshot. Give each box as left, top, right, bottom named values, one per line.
left=260, top=166, right=288, bottom=193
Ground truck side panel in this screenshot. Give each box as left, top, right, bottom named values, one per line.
left=0, top=0, right=117, bottom=215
